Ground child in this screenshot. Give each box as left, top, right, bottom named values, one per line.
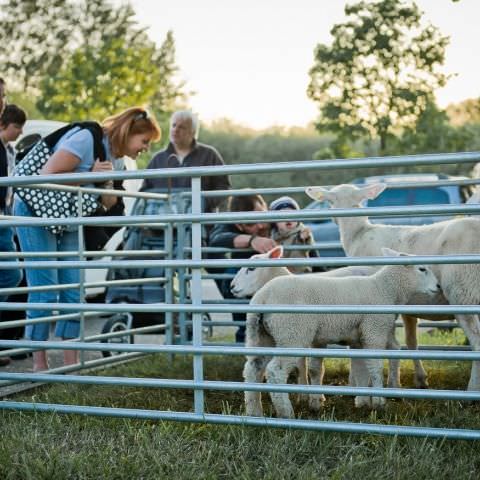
left=269, top=195, right=320, bottom=273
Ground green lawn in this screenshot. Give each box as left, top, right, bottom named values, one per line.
left=1, top=328, right=479, bottom=479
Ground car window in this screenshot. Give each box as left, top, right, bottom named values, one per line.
left=15, top=133, right=41, bottom=153
left=367, top=188, right=450, bottom=207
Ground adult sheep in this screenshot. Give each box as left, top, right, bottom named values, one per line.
left=243, top=248, right=440, bottom=418
left=306, top=182, right=480, bottom=391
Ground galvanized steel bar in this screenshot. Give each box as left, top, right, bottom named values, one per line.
left=1, top=340, right=479, bottom=360
left=2, top=373, right=480, bottom=402
left=4, top=201, right=480, bottom=230
left=191, top=177, right=205, bottom=413
left=2, top=300, right=480, bottom=316
left=1, top=151, right=479, bottom=186
left=0, top=401, right=478, bottom=440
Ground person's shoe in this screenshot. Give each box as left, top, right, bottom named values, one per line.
left=10, top=352, right=32, bottom=361
left=0, top=357, right=11, bottom=367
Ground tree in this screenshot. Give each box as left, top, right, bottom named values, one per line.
left=389, top=98, right=476, bottom=166
left=150, top=31, right=190, bottom=130
left=446, top=98, right=480, bottom=126
left=0, top=0, right=74, bottom=91
left=307, top=0, right=449, bottom=153
left=1, top=0, right=187, bottom=125
left=37, top=38, right=161, bottom=121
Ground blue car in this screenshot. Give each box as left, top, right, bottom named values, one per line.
left=304, top=173, right=473, bottom=257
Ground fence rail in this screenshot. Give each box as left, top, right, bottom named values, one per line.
left=1, top=150, right=480, bottom=440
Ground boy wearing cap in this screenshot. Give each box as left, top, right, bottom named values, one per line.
left=269, top=195, right=320, bottom=273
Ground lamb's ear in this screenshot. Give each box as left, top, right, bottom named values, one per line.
left=381, top=247, right=410, bottom=257
left=382, top=247, right=400, bottom=257
left=269, top=246, right=284, bottom=259
left=305, top=186, right=329, bottom=201
left=362, top=183, right=387, bottom=200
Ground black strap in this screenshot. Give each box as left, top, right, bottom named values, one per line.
left=43, top=121, right=106, bottom=162
left=0, top=143, right=8, bottom=210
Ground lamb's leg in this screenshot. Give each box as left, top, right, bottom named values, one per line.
left=295, top=357, right=309, bottom=404
left=402, top=314, right=429, bottom=388
left=364, top=357, right=386, bottom=409
left=454, top=313, right=480, bottom=390
left=307, top=356, right=325, bottom=411
left=357, top=338, right=387, bottom=409
left=386, top=334, right=401, bottom=389
left=352, top=358, right=372, bottom=408
left=265, top=356, right=297, bottom=418
left=243, top=355, right=270, bottom=417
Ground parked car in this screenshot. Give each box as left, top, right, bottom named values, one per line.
left=304, top=173, right=473, bottom=258
left=14, top=119, right=67, bottom=155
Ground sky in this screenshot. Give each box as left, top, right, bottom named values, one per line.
left=129, top=0, right=480, bottom=129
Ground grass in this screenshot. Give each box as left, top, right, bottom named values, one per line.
left=1, top=328, right=480, bottom=479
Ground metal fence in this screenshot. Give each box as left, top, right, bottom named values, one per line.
left=1, top=151, right=480, bottom=440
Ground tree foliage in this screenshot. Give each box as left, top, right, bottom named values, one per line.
left=0, top=0, right=74, bottom=90
left=446, top=98, right=480, bottom=126
left=37, top=37, right=160, bottom=121
left=308, top=0, right=449, bottom=152
left=0, top=0, right=187, bottom=122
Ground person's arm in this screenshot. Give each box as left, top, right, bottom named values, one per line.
left=40, top=149, right=80, bottom=175
left=208, top=223, right=237, bottom=248
left=246, top=235, right=277, bottom=253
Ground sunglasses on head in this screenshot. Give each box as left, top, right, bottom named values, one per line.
left=134, top=110, right=149, bottom=121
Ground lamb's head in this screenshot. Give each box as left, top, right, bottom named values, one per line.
left=381, top=247, right=441, bottom=300
left=305, top=183, right=387, bottom=209
left=230, top=246, right=289, bottom=298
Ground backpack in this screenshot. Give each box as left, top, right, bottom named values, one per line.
left=15, top=121, right=105, bottom=163
left=13, top=122, right=107, bottom=234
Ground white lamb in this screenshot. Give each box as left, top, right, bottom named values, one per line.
left=306, top=183, right=480, bottom=390
left=231, top=246, right=377, bottom=411
left=243, top=248, right=440, bottom=418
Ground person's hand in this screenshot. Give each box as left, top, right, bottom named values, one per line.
left=92, top=160, right=113, bottom=173
left=299, top=226, right=312, bottom=241
left=251, top=235, right=277, bottom=253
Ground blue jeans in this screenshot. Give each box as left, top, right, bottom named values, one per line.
left=0, top=225, right=22, bottom=301
left=14, top=199, right=81, bottom=341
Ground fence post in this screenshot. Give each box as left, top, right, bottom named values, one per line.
left=77, top=189, right=86, bottom=367
left=191, top=177, right=204, bottom=413
left=164, top=222, right=174, bottom=352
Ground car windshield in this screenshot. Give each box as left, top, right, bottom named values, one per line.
left=367, top=188, right=450, bottom=207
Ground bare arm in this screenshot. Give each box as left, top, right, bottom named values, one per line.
left=233, top=234, right=277, bottom=253
left=40, top=149, right=81, bottom=175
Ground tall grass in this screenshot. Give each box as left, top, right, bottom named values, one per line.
left=1, top=328, right=479, bottom=479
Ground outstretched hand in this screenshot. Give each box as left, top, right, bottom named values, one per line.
left=299, top=226, right=312, bottom=241
left=251, top=236, right=277, bottom=253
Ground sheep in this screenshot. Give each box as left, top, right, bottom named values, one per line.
left=243, top=248, right=440, bottom=418
left=306, top=182, right=480, bottom=391
left=230, top=246, right=375, bottom=300
left=231, top=246, right=377, bottom=411
left=232, top=246, right=442, bottom=405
